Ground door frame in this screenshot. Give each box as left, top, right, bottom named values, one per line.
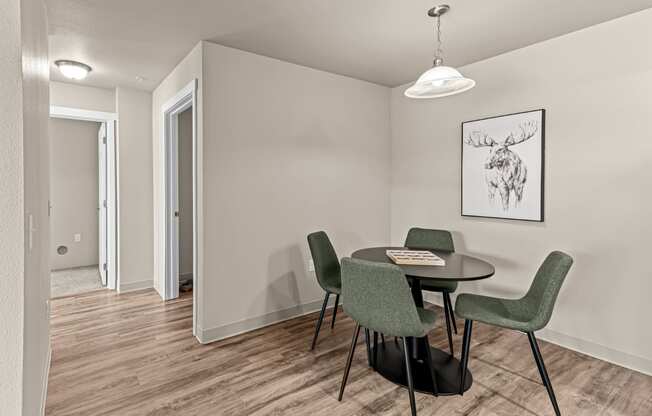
left=49, top=105, right=118, bottom=290
left=158, top=79, right=198, bottom=335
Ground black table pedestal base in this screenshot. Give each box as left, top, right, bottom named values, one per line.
left=371, top=341, right=472, bottom=396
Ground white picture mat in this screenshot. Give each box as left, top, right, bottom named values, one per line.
left=462, top=110, right=543, bottom=221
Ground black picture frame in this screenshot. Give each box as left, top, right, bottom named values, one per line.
left=461, top=109, right=545, bottom=222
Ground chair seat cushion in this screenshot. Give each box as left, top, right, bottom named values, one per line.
left=455, top=293, right=538, bottom=332
left=417, top=307, right=437, bottom=333
left=420, top=280, right=458, bottom=293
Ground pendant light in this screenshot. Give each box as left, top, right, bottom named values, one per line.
left=405, top=5, right=475, bottom=99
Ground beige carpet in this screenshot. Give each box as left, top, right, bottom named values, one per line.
left=51, top=266, right=103, bottom=298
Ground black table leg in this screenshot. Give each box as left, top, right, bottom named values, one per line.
left=365, top=277, right=473, bottom=396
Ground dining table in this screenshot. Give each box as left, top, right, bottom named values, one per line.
left=351, top=246, right=495, bottom=396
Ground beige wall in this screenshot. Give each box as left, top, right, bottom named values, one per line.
left=50, top=81, right=115, bottom=112
left=178, top=108, right=193, bottom=278
left=0, top=0, right=50, bottom=413
left=49, top=118, right=100, bottom=270
left=152, top=42, right=203, bottom=298
left=390, top=9, right=652, bottom=374
left=116, top=87, right=154, bottom=291
left=21, top=0, right=50, bottom=409
left=198, top=42, right=390, bottom=340
left=0, top=0, right=27, bottom=411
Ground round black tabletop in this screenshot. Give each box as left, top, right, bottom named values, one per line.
left=351, top=246, right=495, bottom=282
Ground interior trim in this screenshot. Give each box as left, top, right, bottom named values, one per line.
left=118, top=279, right=154, bottom=293
left=40, top=347, right=52, bottom=415
left=197, top=297, right=337, bottom=344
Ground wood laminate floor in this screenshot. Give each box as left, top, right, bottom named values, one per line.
left=46, top=289, right=652, bottom=415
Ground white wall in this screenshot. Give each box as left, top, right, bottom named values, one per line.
left=116, top=87, right=154, bottom=292
left=0, top=0, right=50, bottom=414
left=49, top=118, right=100, bottom=270
left=198, top=42, right=391, bottom=341
left=390, top=9, right=652, bottom=374
left=178, top=108, right=193, bottom=278
left=152, top=42, right=203, bottom=298
left=50, top=81, right=115, bottom=112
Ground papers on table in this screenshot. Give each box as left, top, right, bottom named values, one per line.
left=385, top=249, right=446, bottom=266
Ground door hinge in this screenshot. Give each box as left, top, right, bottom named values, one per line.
left=103, top=263, right=107, bottom=271
left=103, top=200, right=107, bottom=208
left=102, top=136, right=107, bottom=145
left=174, top=210, right=179, bottom=218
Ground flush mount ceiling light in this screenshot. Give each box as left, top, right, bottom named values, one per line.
left=55, top=60, right=92, bottom=80
left=405, top=5, right=475, bottom=99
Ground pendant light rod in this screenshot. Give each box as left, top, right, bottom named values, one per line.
left=428, top=5, right=449, bottom=66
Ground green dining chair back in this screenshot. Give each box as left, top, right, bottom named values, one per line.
left=307, top=231, right=341, bottom=294
left=455, top=251, right=574, bottom=416
left=522, top=251, right=574, bottom=331
left=307, top=231, right=342, bottom=350
left=338, top=257, right=437, bottom=416
left=341, top=258, right=428, bottom=338
left=405, top=227, right=455, bottom=252
left=404, top=227, right=459, bottom=353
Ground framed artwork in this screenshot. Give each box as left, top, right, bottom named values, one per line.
left=461, top=109, right=545, bottom=222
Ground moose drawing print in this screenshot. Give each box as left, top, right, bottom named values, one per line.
left=462, top=109, right=544, bottom=221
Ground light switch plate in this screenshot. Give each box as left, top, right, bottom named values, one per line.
left=74, top=233, right=82, bottom=242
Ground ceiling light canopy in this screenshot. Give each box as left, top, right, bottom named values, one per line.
left=55, top=60, right=92, bottom=80
left=405, top=5, right=475, bottom=99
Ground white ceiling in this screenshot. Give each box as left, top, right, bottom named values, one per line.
left=47, top=0, right=652, bottom=91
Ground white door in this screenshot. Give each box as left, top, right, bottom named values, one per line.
left=98, top=122, right=108, bottom=286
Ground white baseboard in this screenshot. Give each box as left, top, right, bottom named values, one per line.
left=40, top=347, right=52, bottom=415
left=197, top=297, right=336, bottom=344
left=423, top=292, right=652, bottom=376
left=118, top=279, right=153, bottom=293
left=537, top=328, right=652, bottom=377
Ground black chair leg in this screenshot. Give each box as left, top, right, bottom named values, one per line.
left=337, top=323, right=367, bottom=401
left=527, top=332, right=562, bottom=416
left=331, top=294, right=340, bottom=329
left=364, top=328, right=372, bottom=367
left=444, top=292, right=458, bottom=334
left=442, top=295, right=454, bottom=356
left=373, top=331, right=379, bottom=368
left=459, top=319, right=473, bottom=395
left=338, top=323, right=361, bottom=401
left=401, top=337, right=418, bottom=416
left=310, top=292, right=330, bottom=350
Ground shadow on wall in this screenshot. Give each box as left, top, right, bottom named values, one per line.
left=258, top=245, right=305, bottom=316
left=451, top=230, right=523, bottom=298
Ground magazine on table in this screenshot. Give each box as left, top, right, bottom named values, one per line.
left=385, top=249, right=445, bottom=266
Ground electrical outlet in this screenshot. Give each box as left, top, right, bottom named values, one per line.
left=74, top=233, right=82, bottom=242
left=308, top=259, right=315, bottom=272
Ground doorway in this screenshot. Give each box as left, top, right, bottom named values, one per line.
left=49, top=106, right=118, bottom=296
left=158, top=80, right=198, bottom=336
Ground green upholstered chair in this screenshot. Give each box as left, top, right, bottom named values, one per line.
left=338, top=258, right=438, bottom=416
left=307, top=231, right=342, bottom=350
left=405, top=228, right=458, bottom=354
left=456, top=251, right=573, bottom=416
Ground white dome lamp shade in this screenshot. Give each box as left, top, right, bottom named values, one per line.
left=55, top=60, right=92, bottom=80
left=405, top=5, right=475, bottom=99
